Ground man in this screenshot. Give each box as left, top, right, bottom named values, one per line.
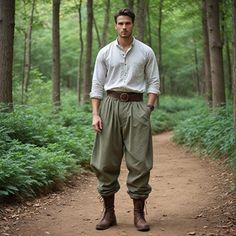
left=90, top=8, right=160, bottom=231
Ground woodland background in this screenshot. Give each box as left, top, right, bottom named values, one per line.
left=0, top=0, right=235, bottom=199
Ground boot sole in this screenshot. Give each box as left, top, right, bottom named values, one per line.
left=96, top=221, right=117, bottom=230
left=137, top=227, right=150, bottom=232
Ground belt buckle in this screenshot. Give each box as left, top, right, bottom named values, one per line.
left=120, top=93, right=129, bottom=102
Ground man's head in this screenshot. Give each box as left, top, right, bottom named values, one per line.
left=114, top=8, right=135, bottom=39
left=114, top=8, right=135, bottom=24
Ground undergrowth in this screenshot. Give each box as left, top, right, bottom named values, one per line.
left=172, top=105, right=235, bottom=172
left=0, top=95, right=94, bottom=199
left=0, top=93, right=235, bottom=199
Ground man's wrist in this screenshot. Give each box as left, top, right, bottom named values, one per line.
left=147, top=104, right=155, bottom=111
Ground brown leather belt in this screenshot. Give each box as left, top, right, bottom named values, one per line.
left=107, top=90, right=143, bottom=102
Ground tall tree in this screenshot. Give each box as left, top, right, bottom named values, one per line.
left=101, top=0, right=110, bottom=47
left=225, top=37, right=232, bottom=97
left=157, top=0, right=164, bottom=94
left=146, top=0, right=152, bottom=47
left=0, top=0, right=15, bottom=111
left=52, top=0, right=61, bottom=107
left=22, top=0, right=36, bottom=104
left=233, top=0, right=236, bottom=148
left=83, top=0, right=93, bottom=103
left=136, top=0, right=146, bottom=42
left=76, top=0, right=84, bottom=104
left=93, top=17, right=101, bottom=48
left=221, top=0, right=232, bottom=98
left=193, top=37, right=201, bottom=95
left=202, top=0, right=212, bottom=105
left=206, top=0, right=225, bottom=107
left=123, top=0, right=134, bottom=11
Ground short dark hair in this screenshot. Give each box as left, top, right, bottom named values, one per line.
left=114, top=8, right=135, bottom=23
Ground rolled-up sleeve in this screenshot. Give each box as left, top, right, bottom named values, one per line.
left=145, top=50, right=160, bottom=94
left=90, top=50, right=107, bottom=99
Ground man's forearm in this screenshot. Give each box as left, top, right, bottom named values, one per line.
left=147, top=93, right=158, bottom=106
left=91, top=98, right=101, bottom=115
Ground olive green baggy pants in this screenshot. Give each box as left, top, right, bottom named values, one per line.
left=90, top=96, right=153, bottom=199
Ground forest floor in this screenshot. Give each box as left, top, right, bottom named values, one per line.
left=0, top=132, right=236, bottom=236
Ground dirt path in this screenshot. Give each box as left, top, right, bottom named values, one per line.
left=1, top=132, right=235, bottom=236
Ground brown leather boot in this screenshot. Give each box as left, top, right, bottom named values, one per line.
left=133, top=198, right=150, bottom=231
left=96, top=194, right=117, bottom=230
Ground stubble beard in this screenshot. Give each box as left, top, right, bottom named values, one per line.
left=119, top=31, right=132, bottom=39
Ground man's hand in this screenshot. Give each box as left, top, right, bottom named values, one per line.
left=92, top=114, right=103, bottom=133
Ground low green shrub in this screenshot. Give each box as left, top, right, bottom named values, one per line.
left=0, top=99, right=94, bottom=198
left=151, top=96, right=204, bottom=134
left=0, top=141, right=77, bottom=197
left=1, top=93, right=234, bottom=198
left=173, top=106, right=235, bottom=170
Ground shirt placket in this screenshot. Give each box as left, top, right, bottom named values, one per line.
left=119, top=47, right=132, bottom=87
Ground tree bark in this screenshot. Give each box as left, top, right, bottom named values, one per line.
left=0, top=0, right=15, bottom=111
left=22, top=0, right=36, bottom=104
left=76, top=0, right=84, bottom=105
left=101, top=0, right=110, bottom=47
left=146, top=0, right=152, bottom=47
left=83, top=0, right=93, bottom=103
left=226, top=38, right=232, bottom=98
left=233, top=0, right=236, bottom=148
left=136, top=0, right=146, bottom=42
left=221, top=0, right=232, bottom=99
left=202, top=0, right=212, bottom=106
left=157, top=0, right=164, bottom=94
left=52, top=0, right=61, bottom=107
left=206, top=0, right=225, bottom=107
left=123, top=0, right=134, bottom=11
left=93, top=17, right=101, bottom=48
left=193, top=38, right=201, bottom=95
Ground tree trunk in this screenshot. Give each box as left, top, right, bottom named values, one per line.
left=93, top=17, right=101, bottom=48
left=146, top=0, right=152, bottom=47
left=83, top=0, right=93, bottom=103
left=226, top=34, right=232, bottom=98
left=123, top=0, right=134, bottom=11
left=202, top=0, right=212, bottom=106
left=232, top=0, right=236, bottom=149
left=157, top=0, right=164, bottom=94
left=193, top=38, right=201, bottom=95
left=206, top=0, right=225, bottom=107
left=0, top=0, right=15, bottom=111
left=52, top=0, right=61, bottom=107
left=136, top=0, right=146, bottom=42
left=101, top=0, right=110, bottom=47
left=221, top=0, right=232, bottom=99
left=22, top=0, right=36, bottom=104
left=76, top=0, right=83, bottom=105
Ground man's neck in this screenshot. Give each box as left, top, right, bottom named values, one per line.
left=117, top=36, right=133, bottom=51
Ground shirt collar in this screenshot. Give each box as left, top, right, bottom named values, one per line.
left=115, top=37, right=136, bottom=48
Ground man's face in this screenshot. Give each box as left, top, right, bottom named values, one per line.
left=115, top=15, right=134, bottom=39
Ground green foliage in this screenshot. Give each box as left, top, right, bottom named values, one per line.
left=1, top=92, right=234, bottom=198
left=151, top=96, right=204, bottom=134
left=0, top=141, right=77, bottom=197
left=172, top=106, right=235, bottom=170
left=0, top=95, right=94, bottom=198
left=152, top=96, right=235, bottom=172
left=12, top=0, right=211, bottom=97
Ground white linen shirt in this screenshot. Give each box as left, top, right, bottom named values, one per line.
left=90, top=38, right=160, bottom=99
